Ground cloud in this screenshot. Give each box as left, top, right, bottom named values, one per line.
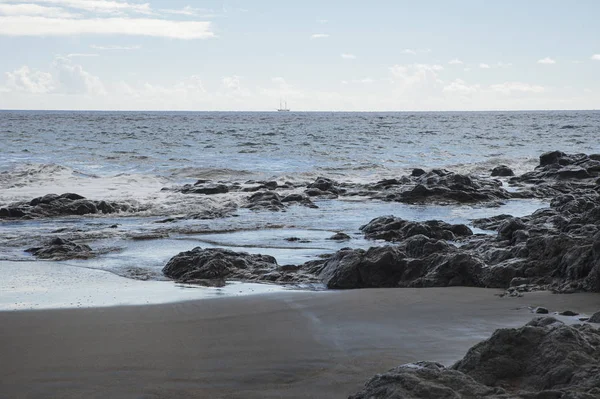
left=496, top=62, right=513, bottom=68
left=592, top=54, right=600, bottom=61
left=448, top=59, right=463, bottom=65
left=479, top=63, right=491, bottom=69
left=389, top=64, right=444, bottom=91
left=401, top=49, right=417, bottom=55
left=341, top=53, right=356, bottom=59
left=490, top=82, right=545, bottom=94
left=310, top=33, right=329, bottom=39
left=317, top=19, right=328, bottom=24
left=160, top=6, right=215, bottom=17
left=0, top=3, right=79, bottom=18
left=67, top=53, right=99, bottom=57
left=537, top=57, right=556, bottom=64
left=91, top=44, right=140, bottom=50
left=4, top=57, right=104, bottom=95
left=2, top=0, right=152, bottom=15
left=443, top=79, right=480, bottom=95
left=0, top=16, right=215, bottom=39
left=222, top=75, right=241, bottom=90
left=5, top=66, right=55, bottom=93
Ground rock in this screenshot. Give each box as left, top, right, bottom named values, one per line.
left=349, top=361, right=503, bottom=399
left=471, top=214, right=514, bottom=230
left=588, top=311, right=600, bottom=323
left=26, top=237, right=94, bottom=260
left=316, top=241, right=484, bottom=289
left=533, top=306, right=549, bottom=314
left=244, top=191, right=285, bottom=211
left=181, top=182, right=229, bottom=195
left=361, top=215, right=472, bottom=242
left=491, top=165, right=515, bottom=177
left=0, top=193, right=130, bottom=219
left=411, top=168, right=426, bottom=177
left=162, top=247, right=319, bottom=285
left=353, top=317, right=600, bottom=398
left=558, top=310, right=579, bottom=316
left=328, top=232, right=351, bottom=241
left=307, top=176, right=337, bottom=192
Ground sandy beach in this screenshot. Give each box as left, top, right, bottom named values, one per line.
left=2, top=287, right=599, bottom=398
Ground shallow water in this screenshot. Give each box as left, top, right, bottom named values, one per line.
left=1, top=111, right=599, bottom=308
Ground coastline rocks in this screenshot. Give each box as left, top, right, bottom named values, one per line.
left=162, top=247, right=319, bottom=285
left=491, top=165, right=515, bottom=177
left=589, top=312, right=600, bottom=323
left=0, top=193, right=131, bottom=219
left=243, top=191, right=286, bottom=211
left=352, top=317, right=600, bottom=398
left=372, top=170, right=511, bottom=205
left=26, top=237, right=94, bottom=260
left=314, top=238, right=484, bottom=289
left=515, top=151, right=600, bottom=184
left=180, top=182, right=230, bottom=195
left=361, top=215, right=473, bottom=242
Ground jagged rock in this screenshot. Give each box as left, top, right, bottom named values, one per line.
left=491, top=165, right=515, bottom=177
left=349, top=361, right=504, bottom=399
left=181, top=182, right=230, bottom=195
left=26, top=237, right=94, bottom=260
left=411, top=168, right=426, bottom=177
left=533, top=307, right=549, bottom=314
left=162, top=247, right=319, bottom=285
left=472, top=215, right=514, bottom=230
left=244, top=191, right=285, bottom=211
left=352, top=318, right=600, bottom=398
left=559, top=310, right=579, bottom=316
left=588, top=311, right=600, bottom=323
left=0, top=193, right=130, bottom=219
left=328, top=232, right=351, bottom=241
left=361, top=216, right=472, bottom=242
left=316, top=239, right=484, bottom=289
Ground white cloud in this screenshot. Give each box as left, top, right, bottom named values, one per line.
left=591, top=54, right=600, bottom=61
left=490, top=82, right=545, bottom=94
left=4, top=57, right=104, bottom=95
left=310, top=33, right=329, bottom=39
left=317, top=19, right=328, bottom=24
left=0, top=16, right=215, bottom=39
left=67, top=53, right=99, bottom=57
left=0, top=3, right=79, bottom=18
left=401, top=49, right=417, bottom=55
left=6, top=66, right=55, bottom=93
left=537, top=57, right=556, bottom=64
left=52, top=56, right=105, bottom=95
left=496, top=62, right=513, bottom=68
left=2, top=0, right=152, bottom=15
left=222, top=75, right=241, bottom=90
left=91, top=44, right=140, bottom=50
left=341, top=53, right=356, bottom=59
left=389, top=64, right=444, bottom=91
left=443, top=79, right=480, bottom=95
left=161, top=6, right=215, bottom=17
left=479, top=63, right=491, bottom=69
left=448, top=59, right=463, bottom=65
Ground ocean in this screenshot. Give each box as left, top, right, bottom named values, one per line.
left=1, top=110, right=599, bottom=308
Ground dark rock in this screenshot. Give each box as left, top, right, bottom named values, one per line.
left=349, top=361, right=502, bottom=399
left=411, top=168, right=426, bottom=177
left=182, top=183, right=229, bottom=195
left=26, top=237, right=94, bottom=260
left=162, top=247, right=319, bottom=285
left=491, top=165, right=515, bottom=177
left=0, top=193, right=130, bottom=219
left=361, top=215, right=472, bottom=242
left=558, top=310, right=579, bottom=316
left=353, top=317, right=600, bottom=398
left=534, top=306, right=549, bottom=314
left=328, top=232, right=351, bottom=241
left=244, top=191, right=285, bottom=211
left=589, top=311, right=600, bottom=323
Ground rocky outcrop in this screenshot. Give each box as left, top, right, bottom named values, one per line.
left=26, top=237, right=94, bottom=260
left=491, top=165, right=515, bottom=177
left=162, top=247, right=319, bottom=285
left=361, top=216, right=473, bottom=242
left=243, top=191, right=286, bottom=211
left=351, top=317, right=600, bottom=398
left=314, top=237, right=485, bottom=289
left=305, top=177, right=344, bottom=198
left=0, top=193, right=131, bottom=219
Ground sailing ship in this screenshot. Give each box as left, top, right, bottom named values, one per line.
left=277, top=99, right=290, bottom=112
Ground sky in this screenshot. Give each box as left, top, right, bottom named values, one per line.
left=0, top=0, right=599, bottom=111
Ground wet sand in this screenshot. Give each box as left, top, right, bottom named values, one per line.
left=1, top=288, right=599, bottom=398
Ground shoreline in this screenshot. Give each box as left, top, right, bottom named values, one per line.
left=2, top=287, right=598, bottom=398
